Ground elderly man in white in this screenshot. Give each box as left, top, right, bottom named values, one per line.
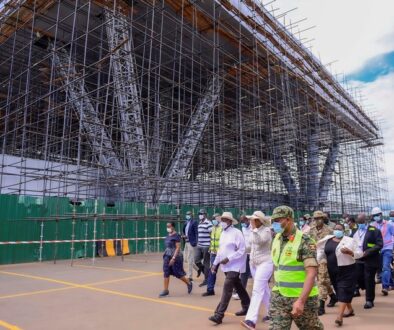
left=241, top=211, right=273, bottom=330
left=317, top=223, right=363, bottom=327
left=208, top=212, right=250, bottom=325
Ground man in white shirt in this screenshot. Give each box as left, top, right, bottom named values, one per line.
left=208, top=212, right=250, bottom=325
left=233, top=215, right=252, bottom=300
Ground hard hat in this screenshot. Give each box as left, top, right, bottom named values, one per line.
left=370, top=207, right=382, bottom=215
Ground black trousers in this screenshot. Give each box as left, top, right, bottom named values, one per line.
left=356, top=261, right=378, bottom=302
left=215, top=271, right=250, bottom=319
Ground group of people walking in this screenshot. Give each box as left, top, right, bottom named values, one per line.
left=159, top=205, right=394, bottom=329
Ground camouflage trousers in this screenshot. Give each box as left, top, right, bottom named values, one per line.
left=317, top=262, right=333, bottom=301
left=269, top=291, right=324, bottom=330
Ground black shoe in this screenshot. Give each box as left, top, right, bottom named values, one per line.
left=202, top=291, right=215, bottom=297
left=208, top=315, right=222, bottom=324
left=188, top=277, right=193, bottom=282
left=382, top=288, right=388, bottom=296
left=187, top=281, right=193, bottom=294
left=327, top=294, right=338, bottom=307
left=159, top=290, right=169, bottom=298
left=353, top=290, right=361, bottom=297
left=335, top=319, right=343, bottom=327
left=235, top=309, right=248, bottom=316
left=199, top=280, right=208, bottom=287
left=364, top=301, right=374, bottom=309
left=318, top=300, right=325, bottom=316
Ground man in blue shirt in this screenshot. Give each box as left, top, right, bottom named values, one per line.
left=370, top=207, right=394, bottom=295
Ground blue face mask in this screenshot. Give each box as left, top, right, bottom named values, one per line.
left=241, top=223, right=248, bottom=228
left=186, top=215, right=191, bottom=221
left=272, top=222, right=283, bottom=234
left=334, top=230, right=344, bottom=239
left=212, top=220, right=218, bottom=226
left=373, top=215, right=382, bottom=222
left=299, top=220, right=305, bottom=227
left=358, top=223, right=366, bottom=230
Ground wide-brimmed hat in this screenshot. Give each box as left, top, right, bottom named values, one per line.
left=247, top=211, right=265, bottom=222
left=220, top=211, right=238, bottom=225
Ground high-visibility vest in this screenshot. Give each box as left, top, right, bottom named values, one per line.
left=209, top=226, right=222, bottom=254
left=271, top=229, right=319, bottom=298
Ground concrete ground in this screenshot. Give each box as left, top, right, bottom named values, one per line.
left=0, top=254, right=393, bottom=330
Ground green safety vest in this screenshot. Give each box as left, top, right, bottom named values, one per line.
left=271, top=229, right=319, bottom=298
left=209, top=226, right=222, bottom=254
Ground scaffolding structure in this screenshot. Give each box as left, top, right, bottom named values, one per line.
left=0, top=0, right=389, bottom=215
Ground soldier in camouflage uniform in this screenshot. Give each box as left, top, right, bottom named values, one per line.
left=309, top=210, right=336, bottom=315
left=269, top=206, right=323, bottom=330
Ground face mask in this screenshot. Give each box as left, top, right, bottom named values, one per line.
left=220, top=222, right=228, bottom=229
left=272, top=222, right=284, bottom=234
left=241, top=223, right=248, bottom=228
left=186, top=215, right=191, bottom=221
left=299, top=220, right=305, bottom=227
left=199, top=214, right=205, bottom=220
left=212, top=220, right=218, bottom=226
left=166, top=228, right=172, bottom=233
left=358, top=223, right=366, bottom=230
left=373, top=215, right=382, bottom=222
left=333, top=230, right=344, bottom=239
left=389, top=217, right=394, bottom=222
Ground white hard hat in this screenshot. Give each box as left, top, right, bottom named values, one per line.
left=371, top=207, right=382, bottom=215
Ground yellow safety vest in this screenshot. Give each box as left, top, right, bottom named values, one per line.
left=271, top=229, right=318, bottom=298
left=209, top=226, right=222, bottom=254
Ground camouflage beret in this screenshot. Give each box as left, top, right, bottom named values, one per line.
left=271, top=205, right=294, bottom=221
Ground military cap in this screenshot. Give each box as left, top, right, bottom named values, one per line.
left=271, top=205, right=294, bottom=221
left=313, top=210, right=326, bottom=219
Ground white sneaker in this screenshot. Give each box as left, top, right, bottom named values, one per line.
left=232, top=293, right=240, bottom=300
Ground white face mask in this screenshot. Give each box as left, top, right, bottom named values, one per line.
left=199, top=214, right=205, bottom=220
left=166, top=228, right=172, bottom=233
left=220, top=222, right=228, bottom=229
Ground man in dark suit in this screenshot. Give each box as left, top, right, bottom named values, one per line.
left=353, top=213, right=383, bottom=309
left=182, top=211, right=198, bottom=281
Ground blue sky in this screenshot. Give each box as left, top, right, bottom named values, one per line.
left=349, top=51, right=394, bottom=83
left=273, top=0, right=394, bottom=208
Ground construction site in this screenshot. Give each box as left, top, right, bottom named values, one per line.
left=0, top=1, right=393, bottom=329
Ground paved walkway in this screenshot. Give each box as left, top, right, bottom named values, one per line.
left=0, top=254, right=393, bottom=329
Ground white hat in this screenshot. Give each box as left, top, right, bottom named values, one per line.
left=371, top=207, right=382, bottom=215
left=247, top=211, right=265, bottom=221
left=221, top=212, right=238, bottom=225
left=247, top=211, right=271, bottom=227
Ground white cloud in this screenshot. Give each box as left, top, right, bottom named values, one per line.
left=273, top=0, right=394, bottom=73
left=353, top=73, right=394, bottom=204
left=273, top=0, right=394, bottom=205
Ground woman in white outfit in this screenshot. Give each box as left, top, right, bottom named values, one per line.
left=241, top=211, right=273, bottom=330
